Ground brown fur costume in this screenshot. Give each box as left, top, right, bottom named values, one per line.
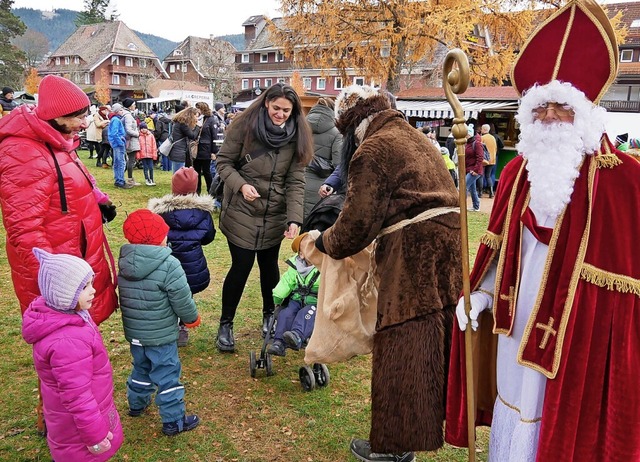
left=320, top=105, right=462, bottom=452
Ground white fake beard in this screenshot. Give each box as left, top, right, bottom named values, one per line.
left=518, top=121, right=586, bottom=219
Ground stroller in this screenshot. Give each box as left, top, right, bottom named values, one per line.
left=248, top=193, right=345, bottom=391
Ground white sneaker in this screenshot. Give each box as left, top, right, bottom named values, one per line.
left=150, top=180, right=156, bottom=186
left=145, top=179, right=152, bottom=186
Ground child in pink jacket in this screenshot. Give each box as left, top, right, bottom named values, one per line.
left=22, top=248, right=123, bottom=461
left=137, top=122, right=158, bottom=186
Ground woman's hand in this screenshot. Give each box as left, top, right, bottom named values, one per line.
left=240, top=184, right=260, bottom=202
left=284, top=222, right=299, bottom=239
left=318, top=184, right=333, bottom=198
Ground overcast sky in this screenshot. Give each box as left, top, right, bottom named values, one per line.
left=12, top=0, right=282, bottom=42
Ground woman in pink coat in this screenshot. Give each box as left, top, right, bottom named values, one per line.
left=22, top=248, right=123, bottom=461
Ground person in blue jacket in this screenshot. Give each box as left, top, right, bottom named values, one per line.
left=148, top=166, right=215, bottom=347
left=107, top=105, right=130, bottom=189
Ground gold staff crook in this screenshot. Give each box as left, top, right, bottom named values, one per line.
left=443, top=48, right=476, bottom=462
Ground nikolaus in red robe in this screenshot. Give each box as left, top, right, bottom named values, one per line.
left=445, top=136, right=640, bottom=461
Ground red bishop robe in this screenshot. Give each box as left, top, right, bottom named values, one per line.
left=446, top=136, right=640, bottom=461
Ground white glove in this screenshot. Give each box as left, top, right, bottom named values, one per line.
left=455, top=291, right=492, bottom=331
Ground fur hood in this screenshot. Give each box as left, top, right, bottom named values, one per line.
left=148, top=193, right=215, bottom=215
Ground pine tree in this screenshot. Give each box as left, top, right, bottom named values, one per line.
left=75, top=0, right=111, bottom=26
left=0, top=0, right=27, bottom=89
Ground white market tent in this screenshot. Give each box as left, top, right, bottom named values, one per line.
left=396, top=100, right=519, bottom=119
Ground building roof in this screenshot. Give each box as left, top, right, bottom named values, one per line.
left=607, top=2, right=640, bottom=47
left=45, top=21, right=157, bottom=71
left=396, top=86, right=519, bottom=100
left=243, top=17, right=285, bottom=52
left=163, top=35, right=236, bottom=62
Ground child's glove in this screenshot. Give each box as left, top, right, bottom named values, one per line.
left=184, top=314, right=201, bottom=328
left=99, top=201, right=117, bottom=223
left=87, top=431, right=113, bottom=455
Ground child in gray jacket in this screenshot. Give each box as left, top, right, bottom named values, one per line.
left=118, top=209, right=201, bottom=436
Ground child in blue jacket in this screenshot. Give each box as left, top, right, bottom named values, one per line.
left=267, top=232, right=320, bottom=357
left=148, top=166, right=215, bottom=346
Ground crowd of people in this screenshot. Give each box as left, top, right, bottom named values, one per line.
left=1, top=2, right=640, bottom=459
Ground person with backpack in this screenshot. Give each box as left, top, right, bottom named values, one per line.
left=465, top=123, right=484, bottom=211
left=481, top=123, right=498, bottom=198
left=152, top=111, right=172, bottom=171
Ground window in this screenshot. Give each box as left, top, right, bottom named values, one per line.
left=112, top=74, right=120, bottom=85
left=316, top=77, right=326, bottom=90
left=125, top=57, right=133, bottom=67
left=64, top=56, right=70, bottom=65
left=139, top=59, right=147, bottom=68
left=127, top=42, right=137, bottom=51
left=242, top=79, right=249, bottom=90
left=169, top=64, right=175, bottom=73
left=621, top=49, right=633, bottom=62
left=334, top=77, right=343, bottom=90
left=55, top=57, right=60, bottom=65
left=181, top=63, right=188, bottom=72
left=265, top=78, right=272, bottom=87
left=241, top=53, right=249, bottom=63
left=111, top=56, right=119, bottom=65
left=260, top=53, right=268, bottom=63
left=173, top=49, right=183, bottom=56
left=84, top=73, right=90, bottom=84
left=253, top=79, right=260, bottom=88
left=632, top=19, right=640, bottom=27
left=303, top=77, right=312, bottom=90
left=74, top=56, right=80, bottom=64
left=126, top=75, right=133, bottom=86
left=380, top=46, right=390, bottom=58
left=276, top=51, right=285, bottom=62
left=354, top=76, right=365, bottom=86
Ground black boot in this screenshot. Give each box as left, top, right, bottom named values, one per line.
left=216, top=321, right=235, bottom=352
left=261, top=312, right=274, bottom=338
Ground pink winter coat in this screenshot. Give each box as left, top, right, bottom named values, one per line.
left=0, top=105, right=117, bottom=324
left=136, top=130, right=158, bottom=160
left=22, top=297, right=123, bottom=461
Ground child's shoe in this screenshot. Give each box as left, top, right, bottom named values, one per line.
left=283, top=331, right=303, bottom=351
left=177, top=325, right=189, bottom=347
left=267, top=339, right=286, bottom=356
left=162, top=415, right=200, bottom=436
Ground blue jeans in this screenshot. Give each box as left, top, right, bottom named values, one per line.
left=466, top=172, right=480, bottom=210
left=126, top=343, right=185, bottom=423
left=273, top=299, right=316, bottom=342
left=161, top=154, right=171, bottom=171
left=483, top=164, right=496, bottom=195
left=141, top=158, right=154, bottom=182
left=112, top=146, right=126, bottom=185
left=172, top=161, right=185, bottom=173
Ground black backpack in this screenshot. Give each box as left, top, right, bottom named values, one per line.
left=301, top=193, right=345, bottom=233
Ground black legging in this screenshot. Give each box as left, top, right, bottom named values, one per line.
left=193, top=158, right=213, bottom=195
left=126, top=151, right=137, bottom=179
left=220, top=241, right=281, bottom=322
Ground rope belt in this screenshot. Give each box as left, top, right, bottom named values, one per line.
left=377, top=206, right=460, bottom=238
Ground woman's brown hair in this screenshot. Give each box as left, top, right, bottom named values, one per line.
left=195, top=102, right=212, bottom=117
left=172, top=107, right=198, bottom=128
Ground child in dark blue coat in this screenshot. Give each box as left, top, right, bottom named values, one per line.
left=148, top=167, right=216, bottom=346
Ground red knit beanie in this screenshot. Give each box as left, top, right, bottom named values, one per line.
left=172, top=167, right=198, bottom=195
left=123, top=209, right=169, bottom=246
left=36, top=75, right=90, bottom=120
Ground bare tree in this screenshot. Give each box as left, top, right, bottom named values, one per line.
left=12, top=29, right=49, bottom=67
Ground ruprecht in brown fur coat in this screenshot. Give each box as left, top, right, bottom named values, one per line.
left=317, top=109, right=462, bottom=453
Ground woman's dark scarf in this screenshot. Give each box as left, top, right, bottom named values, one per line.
left=256, top=106, right=297, bottom=149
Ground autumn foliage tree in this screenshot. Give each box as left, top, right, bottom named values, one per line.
left=24, top=68, right=41, bottom=95
left=289, top=70, right=305, bottom=96
left=94, top=68, right=111, bottom=105
left=273, top=0, right=625, bottom=92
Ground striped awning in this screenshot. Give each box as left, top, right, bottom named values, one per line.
left=397, top=100, right=519, bottom=119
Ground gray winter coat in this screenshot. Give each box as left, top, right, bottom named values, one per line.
left=117, top=244, right=198, bottom=346
left=122, top=110, right=140, bottom=152
left=303, top=105, right=342, bottom=218
left=217, top=115, right=305, bottom=250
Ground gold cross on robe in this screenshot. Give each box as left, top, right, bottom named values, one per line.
left=535, top=316, right=557, bottom=349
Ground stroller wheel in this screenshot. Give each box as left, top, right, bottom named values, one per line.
left=249, top=350, right=257, bottom=378
left=265, top=353, right=274, bottom=377
left=313, top=363, right=330, bottom=387
left=299, top=365, right=316, bottom=391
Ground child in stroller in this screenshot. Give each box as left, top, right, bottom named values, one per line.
left=267, top=233, right=320, bottom=357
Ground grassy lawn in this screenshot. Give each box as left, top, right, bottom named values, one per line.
left=0, top=153, right=490, bottom=462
